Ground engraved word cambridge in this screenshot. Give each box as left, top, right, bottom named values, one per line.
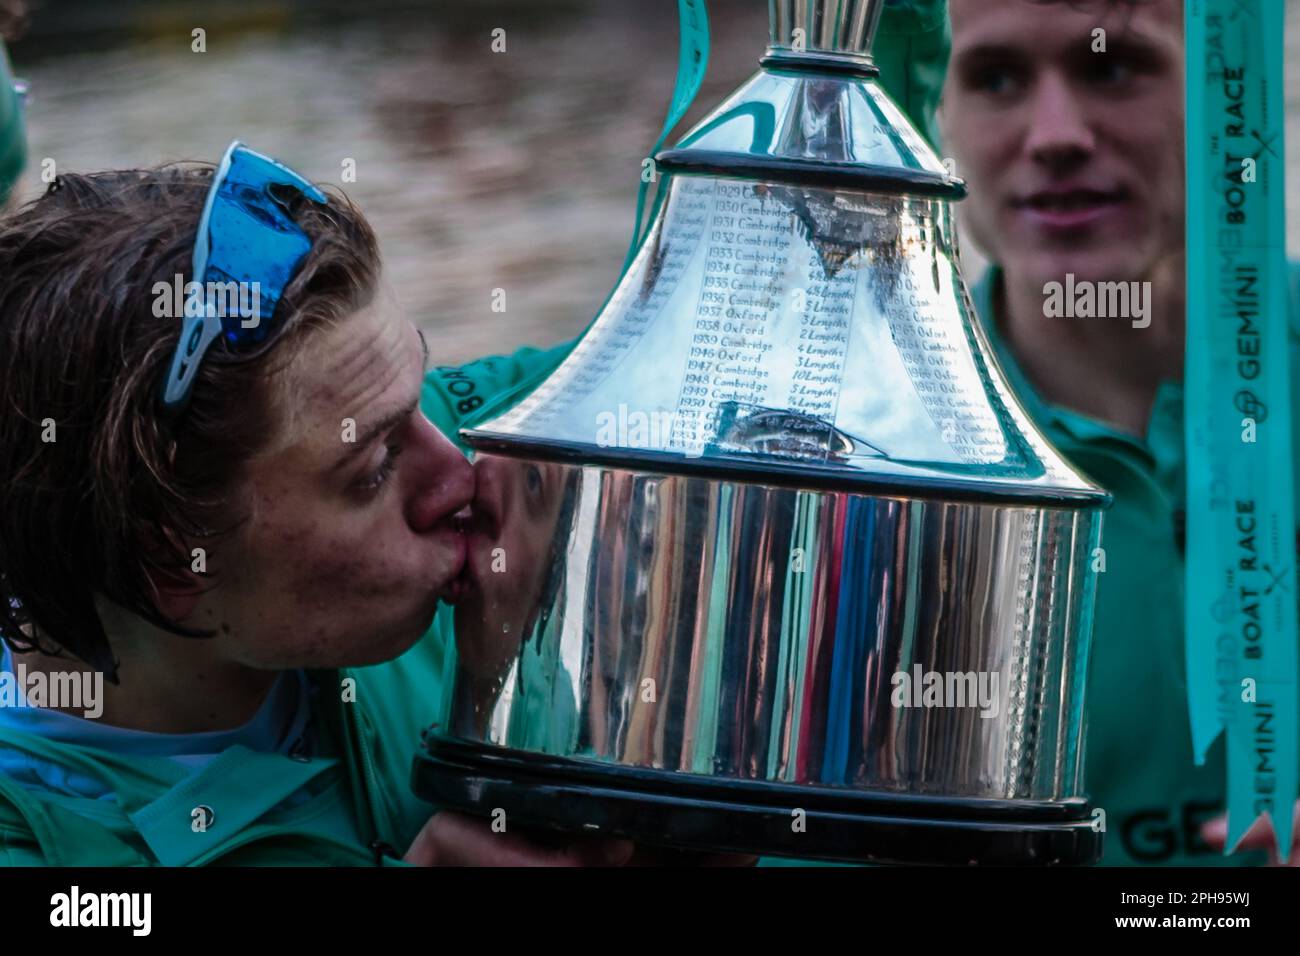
left=1042, top=273, right=1152, bottom=328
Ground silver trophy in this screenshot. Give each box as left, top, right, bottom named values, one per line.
left=415, top=0, right=1109, bottom=865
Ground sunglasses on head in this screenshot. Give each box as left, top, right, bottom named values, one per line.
left=160, top=140, right=327, bottom=413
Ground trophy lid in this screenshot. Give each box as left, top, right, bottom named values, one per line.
left=463, top=1, right=1107, bottom=507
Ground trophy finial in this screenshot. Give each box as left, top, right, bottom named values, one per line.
left=769, top=0, right=887, bottom=62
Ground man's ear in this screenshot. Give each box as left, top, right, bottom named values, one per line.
left=145, top=562, right=205, bottom=624
left=139, top=523, right=221, bottom=625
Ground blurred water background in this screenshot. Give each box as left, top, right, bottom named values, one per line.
left=6, top=0, right=1300, bottom=362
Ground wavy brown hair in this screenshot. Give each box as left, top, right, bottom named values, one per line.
left=0, top=163, right=380, bottom=681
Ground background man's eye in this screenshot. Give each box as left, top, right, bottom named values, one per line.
left=982, top=73, right=1010, bottom=93
left=525, top=465, right=542, bottom=495
left=970, top=67, right=1024, bottom=98
left=1089, top=59, right=1134, bottom=86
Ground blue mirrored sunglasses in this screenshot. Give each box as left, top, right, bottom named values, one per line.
left=161, top=140, right=328, bottom=412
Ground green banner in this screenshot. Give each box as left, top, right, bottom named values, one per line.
left=622, top=0, right=710, bottom=271
left=1185, top=0, right=1296, bottom=860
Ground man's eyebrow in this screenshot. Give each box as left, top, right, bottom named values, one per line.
left=951, top=42, right=1028, bottom=65
left=332, top=396, right=420, bottom=473
left=1081, top=32, right=1166, bottom=62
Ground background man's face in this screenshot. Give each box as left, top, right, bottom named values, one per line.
left=941, top=0, right=1184, bottom=287
left=455, top=455, right=568, bottom=682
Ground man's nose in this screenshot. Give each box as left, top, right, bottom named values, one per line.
left=1022, top=73, right=1095, bottom=170
left=404, top=414, right=476, bottom=532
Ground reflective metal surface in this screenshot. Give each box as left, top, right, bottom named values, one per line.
left=769, top=0, right=887, bottom=58
left=450, top=457, right=1101, bottom=800
left=425, top=0, right=1109, bottom=852
left=661, top=70, right=952, bottom=184
left=469, top=177, right=1098, bottom=504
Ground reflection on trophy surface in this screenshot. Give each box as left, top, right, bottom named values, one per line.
left=452, top=456, right=575, bottom=740
left=416, top=0, right=1110, bottom=865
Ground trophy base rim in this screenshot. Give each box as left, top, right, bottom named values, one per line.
left=413, top=737, right=1103, bottom=867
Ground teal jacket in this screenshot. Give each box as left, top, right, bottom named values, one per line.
left=0, top=4, right=950, bottom=866
left=964, top=267, right=1300, bottom=866
left=0, top=38, right=25, bottom=205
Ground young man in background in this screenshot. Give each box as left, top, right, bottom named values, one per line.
left=938, top=0, right=1296, bottom=863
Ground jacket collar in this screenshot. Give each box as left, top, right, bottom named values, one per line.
left=969, top=265, right=1185, bottom=480
left=0, top=668, right=384, bottom=866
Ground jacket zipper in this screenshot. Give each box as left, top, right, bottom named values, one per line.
left=337, top=668, right=392, bottom=861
